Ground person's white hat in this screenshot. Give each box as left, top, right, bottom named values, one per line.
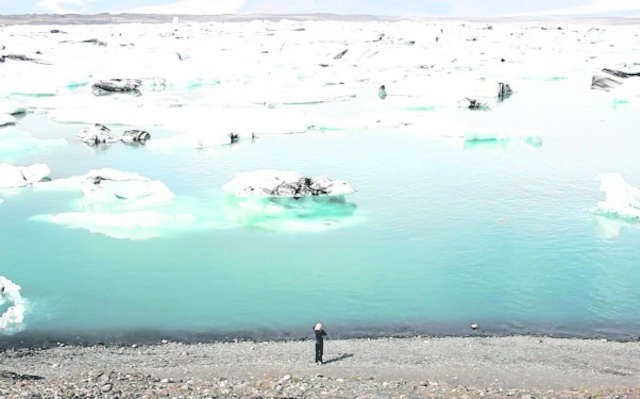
left=314, top=323, right=323, bottom=331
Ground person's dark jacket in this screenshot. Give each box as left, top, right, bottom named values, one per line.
left=314, top=328, right=327, bottom=343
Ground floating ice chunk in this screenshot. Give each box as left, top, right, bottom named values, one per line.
left=465, top=98, right=489, bottom=110
left=222, top=170, right=355, bottom=198
left=0, top=114, right=16, bottom=128
left=0, top=275, right=27, bottom=334
left=592, top=74, right=622, bottom=91
left=121, top=129, right=151, bottom=145
left=0, top=54, right=47, bottom=65
left=591, top=68, right=640, bottom=91
left=92, top=79, right=142, bottom=96
left=601, top=68, right=640, bottom=79
left=32, top=169, right=179, bottom=239
left=0, top=163, right=50, bottom=189
left=597, top=173, right=640, bottom=220
left=78, top=124, right=116, bottom=146
left=34, top=168, right=175, bottom=209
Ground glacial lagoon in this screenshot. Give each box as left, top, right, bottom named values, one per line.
left=1, top=18, right=640, bottom=342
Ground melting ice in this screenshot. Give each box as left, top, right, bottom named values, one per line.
left=0, top=276, right=27, bottom=334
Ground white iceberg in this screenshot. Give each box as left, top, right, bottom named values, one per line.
left=0, top=275, right=28, bottom=334
left=0, top=163, right=50, bottom=189
left=32, top=168, right=183, bottom=239
left=34, top=168, right=175, bottom=209
left=222, top=170, right=355, bottom=198
left=78, top=124, right=116, bottom=146
left=596, top=173, right=640, bottom=220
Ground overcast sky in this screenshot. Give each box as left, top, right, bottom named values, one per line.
left=1, top=0, right=639, bottom=17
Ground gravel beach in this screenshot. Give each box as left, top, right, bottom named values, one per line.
left=1, top=336, right=639, bottom=398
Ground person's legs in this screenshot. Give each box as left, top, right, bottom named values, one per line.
left=315, top=342, right=321, bottom=363
left=318, top=341, right=324, bottom=364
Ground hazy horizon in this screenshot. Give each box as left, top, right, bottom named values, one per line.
left=0, top=0, right=639, bottom=18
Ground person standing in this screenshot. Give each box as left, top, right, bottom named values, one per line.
left=313, top=323, right=327, bottom=364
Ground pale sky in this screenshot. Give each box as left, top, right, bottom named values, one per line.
left=0, top=0, right=639, bottom=17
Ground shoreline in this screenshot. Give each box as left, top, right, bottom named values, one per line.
left=3, top=327, right=640, bottom=350
left=1, top=336, right=639, bottom=398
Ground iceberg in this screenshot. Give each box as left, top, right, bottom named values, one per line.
left=222, top=170, right=355, bottom=198
left=0, top=275, right=27, bottom=334
left=78, top=124, right=116, bottom=146
left=0, top=163, right=50, bottom=189
left=596, top=173, right=640, bottom=220
left=121, top=129, right=151, bottom=145
left=92, top=79, right=142, bottom=96
left=592, top=68, right=640, bottom=91
left=32, top=169, right=183, bottom=239
left=34, top=168, right=175, bottom=209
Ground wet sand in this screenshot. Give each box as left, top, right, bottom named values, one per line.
left=1, top=336, right=639, bottom=398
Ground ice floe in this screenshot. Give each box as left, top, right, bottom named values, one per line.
left=222, top=170, right=355, bottom=198
left=0, top=163, right=50, bottom=189
left=78, top=124, right=117, bottom=146
left=596, top=173, right=640, bottom=220
left=92, top=79, right=142, bottom=96
left=34, top=168, right=175, bottom=209
left=0, top=276, right=28, bottom=334
left=592, top=68, right=640, bottom=91
left=121, top=129, right=151, bottom=145
left=32, top=169, right=182, bottom=239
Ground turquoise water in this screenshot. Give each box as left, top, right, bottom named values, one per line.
left=2, top=88, right=640, bottom=343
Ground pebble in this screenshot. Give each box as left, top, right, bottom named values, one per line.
left=101, top=383, right=113, bottom=392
